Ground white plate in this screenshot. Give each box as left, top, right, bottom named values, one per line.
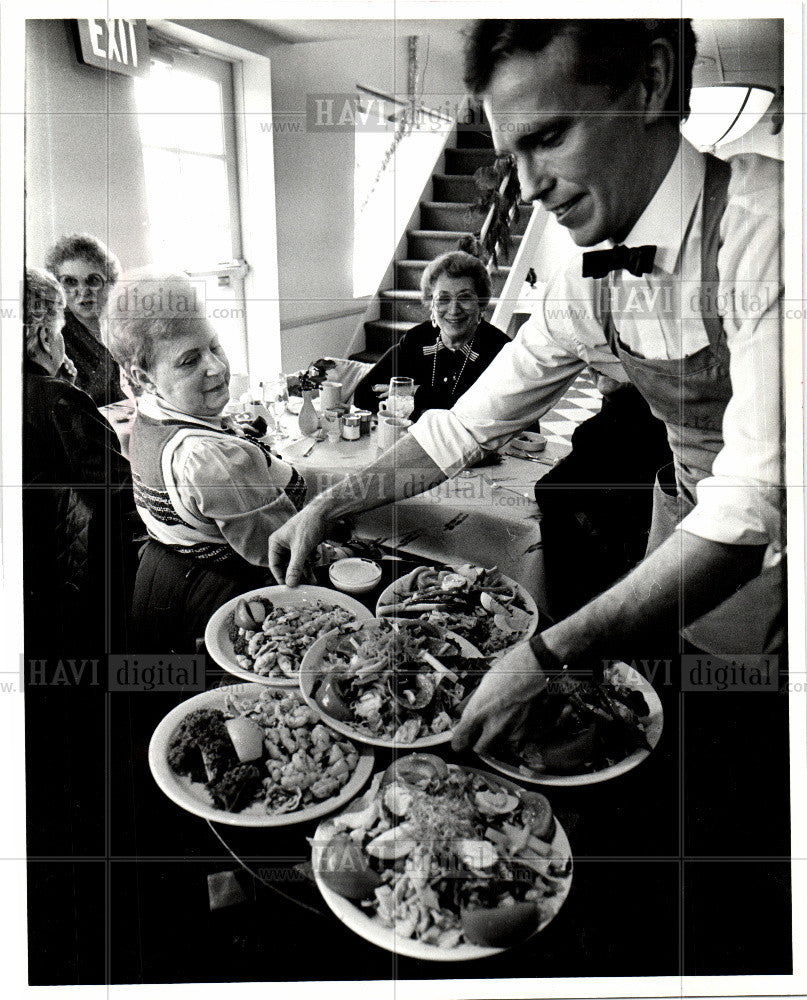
left=311, top=763, right=573, bottom=960
left=376, top=565, right=540, bottom=652
left=205, top=585, right=374, bottom=687
left=478, top=662, right=664, bottom=786
left=148, top=682, right=374, bottom=827
left=299, top=618, right=484, bottom=749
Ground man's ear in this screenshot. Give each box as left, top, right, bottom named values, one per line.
left=129, top=364, right=154, bottom=394
left=642, top=37, right=675, bottom=125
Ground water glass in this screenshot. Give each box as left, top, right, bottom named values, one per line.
left=387, top=376, right=415, bottom=418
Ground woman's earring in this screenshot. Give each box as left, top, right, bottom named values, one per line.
left=430, top=303, right=439, bottom=329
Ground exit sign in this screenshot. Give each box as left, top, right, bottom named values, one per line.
left=74, top=19, right=150, bottom=78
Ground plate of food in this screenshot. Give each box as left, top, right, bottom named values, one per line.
left=205, top=585, right=374, bottom=686
left=311, top=754, right=572, bottom=960
left=376, top=563, right=539, bottom=656
left=148, top=683, right=374, bottom=827
left=477, top=662, right=664, bottom=786
left=299, top=618, right=486, bottom=748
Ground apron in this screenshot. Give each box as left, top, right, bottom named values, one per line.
left=603, top=153, right=783, bottom=656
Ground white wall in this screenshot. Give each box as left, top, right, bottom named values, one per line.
left=269, top=27, right=465, bottom=371
left=25, top=19, right=151, bottom=272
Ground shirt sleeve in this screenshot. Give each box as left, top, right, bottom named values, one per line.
left=173, top=436, right=301, bottom=567
left=679, top=155, right=783, bottom=548
left=410, top=270, right=593, bottom=476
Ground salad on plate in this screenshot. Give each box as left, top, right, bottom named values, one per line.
left=313, top=753, right=572, bottom=955
left=304, top=619, right=485, bottom=745
left=376, top=564, right=538, bottom=655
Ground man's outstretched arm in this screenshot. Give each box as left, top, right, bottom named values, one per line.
left=268, top=433, right=447, bottom=586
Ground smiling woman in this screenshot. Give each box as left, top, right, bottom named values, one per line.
left=105, top=272, right=308, bottom=652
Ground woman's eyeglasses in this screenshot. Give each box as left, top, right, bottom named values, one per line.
left=433, top=292, right=478, bottom=310
left=58, top=273, right=106, bottom=291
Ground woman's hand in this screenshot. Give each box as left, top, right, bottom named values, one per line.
left=372, top=384, right=390, bottom=401
left=451, top=641, right=548, bottom=754
left=268, top=503, right=331, bottom=586
left=60, top=354, right=78, bottom=383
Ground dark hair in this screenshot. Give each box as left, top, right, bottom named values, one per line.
left=464, top=19, right=696, bottom=121
left=44, top=233, right=122, bottom=285
left=420, top=251, right=492, bottom=309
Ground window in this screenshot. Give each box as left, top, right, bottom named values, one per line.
left=134, top=47, right=249, bottom=375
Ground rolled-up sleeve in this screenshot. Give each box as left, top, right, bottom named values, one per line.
left=174, top=438, right=301, bottom=566
left=679, top=156, right=783, bottom=548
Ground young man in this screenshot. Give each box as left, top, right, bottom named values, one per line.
left=269, top=18, right=783, bottom=754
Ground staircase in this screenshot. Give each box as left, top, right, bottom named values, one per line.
left=352, top=125, right=530, bottom=363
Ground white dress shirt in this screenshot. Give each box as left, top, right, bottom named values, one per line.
left=410, top=140, right=782, bottom=549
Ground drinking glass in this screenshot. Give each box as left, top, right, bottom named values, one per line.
left=264, top=378, right=289, bottom=440
left=387, top=377, right=416, bottom=419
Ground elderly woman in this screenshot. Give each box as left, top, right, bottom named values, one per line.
left=353, top=250, right=509, bottom=420
left=105, top=273, right=307, bottom=652
left=23, top=267, right=129, bottom=654
left=44, top=232, right=126, bottom=406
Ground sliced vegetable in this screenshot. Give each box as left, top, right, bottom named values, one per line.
left=381, top=753, right=449, bottom=789
left=461, top=900, right=540, bottom=947
left=365, top=824, right=417, bottom=860
left=319, top=834, right=382, bottom=899
left=224, top=716, right=264, bottom=762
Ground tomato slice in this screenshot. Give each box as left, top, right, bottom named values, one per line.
left=461, top=900, right=540, bottom=947
left=380, top=753, right=449, bottom=789
left=318, top=834, right=381, bottom=900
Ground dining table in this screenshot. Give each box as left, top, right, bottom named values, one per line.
left=29, top=386, right=793, bottom=988
left=273, top=408, right=570, bottom=614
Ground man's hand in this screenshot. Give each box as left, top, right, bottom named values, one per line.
left=451, top=641, right=548, bottom=754
left=268, top=504, right=330, bottom=586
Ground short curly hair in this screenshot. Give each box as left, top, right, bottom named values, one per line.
left=44, top=233, right=122, bottom=286
left=103, top=271, right=208, bottom=378
left=420, top=251, right=492, bottom=310
left=24, top=267, right=65, bottom=358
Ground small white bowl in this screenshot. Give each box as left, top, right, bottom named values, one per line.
left=511, top=431, right=546, bottom=453
left=328, top=557, right=382, bottom=594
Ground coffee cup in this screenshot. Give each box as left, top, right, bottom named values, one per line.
left=377, top=413, right=412, bottom=451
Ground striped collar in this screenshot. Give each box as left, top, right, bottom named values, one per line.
left=422, top=335, right=480, bottom=363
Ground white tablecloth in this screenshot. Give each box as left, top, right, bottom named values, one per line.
left=277, top=421, right=575, bottom=613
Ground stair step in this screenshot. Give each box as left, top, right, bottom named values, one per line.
left=420, top=201, right=480, bottom=231
left=408, top=229, right=475, bottom=259
left=394, top=260, right=431, bottom=290
left=455, top=124, right=494, bottom=149
left=432, top=174, right=479, bottom=202
left=378, top=291, right=427, bottom=323
left=444, top=147, right=497, bottom=175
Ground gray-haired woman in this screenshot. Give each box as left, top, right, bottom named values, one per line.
left=44, top=232, right=126, bottom=406
left=105, top=272, right=307, bottom=652
left=353, top=249, right=509, bottom=419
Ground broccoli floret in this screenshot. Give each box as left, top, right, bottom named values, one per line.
left=167, top=709, right=236, bottom=783
left=206, top=764, right=262, bottom=812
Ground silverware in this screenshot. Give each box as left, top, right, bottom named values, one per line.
left=505, top=450, right=556, bottom=466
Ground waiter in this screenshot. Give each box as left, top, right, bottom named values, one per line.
left=269, top=18, right=784, bottom=753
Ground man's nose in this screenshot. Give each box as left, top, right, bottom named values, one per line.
left=517, top=154, right=555, bottom=204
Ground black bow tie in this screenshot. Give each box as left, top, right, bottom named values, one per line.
left=581, top=244, right=656, bottom=279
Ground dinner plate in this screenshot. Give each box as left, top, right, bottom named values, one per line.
left=205, top=585, right=374, bottom=687
left=299, top=618, right=485, bottom=749
left=477, top=662, right=664, bottom=786
left=311, top=763, right=573, bottom=960
left=148, top=682, right=374, bottom=827
left=376, top=565, right=540, bottom=653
